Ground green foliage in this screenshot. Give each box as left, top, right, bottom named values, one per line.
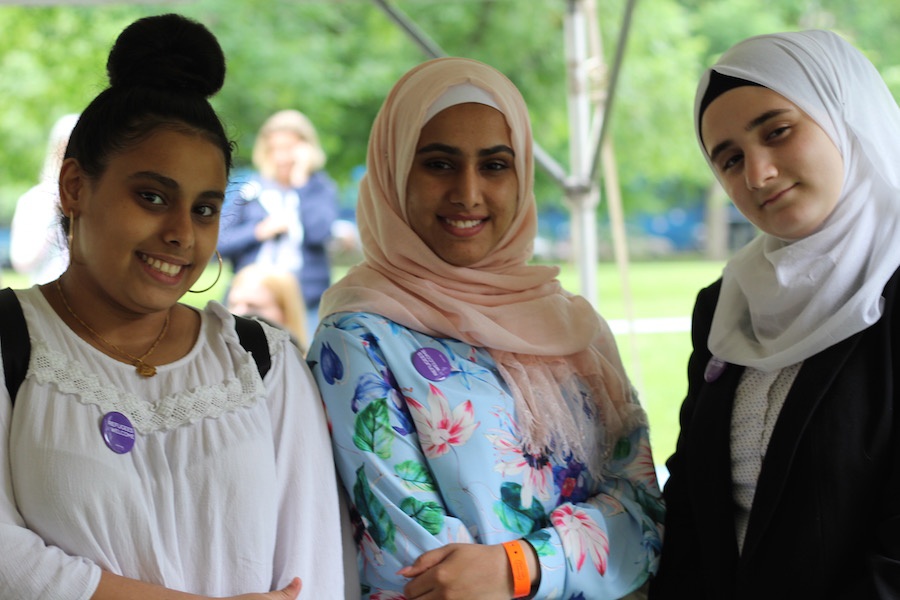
left=3, top=0, right=900, bottom=225
left=184, top=0, right=420, bottom=179
left=0, top=5, right=147, bottom=216
left=610, top=0, right=710, bottom=209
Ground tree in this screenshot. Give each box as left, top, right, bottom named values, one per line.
left=0, top=6, right=146, bottom=216
left=2, top=0, right=899, bottom=230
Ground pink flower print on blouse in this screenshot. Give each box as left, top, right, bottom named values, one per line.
left=551, top=504, right=610, bottom=575
left=406, top=383, right=479, bottom=458
left=370, top=591, right=406, bottom=600
left=359, top=528, right=385, bottom=567
left=486, top=428, right=553, bottom=509
left=623, top=437, right=662, bottom=494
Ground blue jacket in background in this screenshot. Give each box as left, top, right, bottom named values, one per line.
left=218, top=170, right=339, bottom=308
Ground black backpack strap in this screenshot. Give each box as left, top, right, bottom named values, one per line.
left=233, top=315, right=271, bottom=380
left=0, top=288, right=30, bottom=405
left=1, top=296, right=270, bottom=402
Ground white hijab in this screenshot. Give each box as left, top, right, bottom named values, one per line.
left=694, top=30, right=900, bottom=372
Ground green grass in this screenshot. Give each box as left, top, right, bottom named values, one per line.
left=2, top=258, right=725, bottom=467
left=556, top=259, right=726, bottom=466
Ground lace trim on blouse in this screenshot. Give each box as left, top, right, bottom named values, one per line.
left=28, top=338, right=268, bottom=434
left=258, top=318, right=290, bottom=358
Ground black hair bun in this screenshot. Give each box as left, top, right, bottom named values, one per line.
left=106, top=13, right=225, bottom=98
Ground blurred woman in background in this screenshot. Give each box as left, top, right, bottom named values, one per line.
left=10, top=112, right=79, bottom=285
left=218, top=109, right=338, bottom=336
left=227, top=263, right=308, bottom=352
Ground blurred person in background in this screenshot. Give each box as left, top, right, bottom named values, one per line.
left=218, top=109, right=338, bottom=337
left=10, top=113, right=79, bottom=285
left=227, top=263, right=309, bottom=352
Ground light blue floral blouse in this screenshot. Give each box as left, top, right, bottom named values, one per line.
left=309, top=311, right=663, bottom=599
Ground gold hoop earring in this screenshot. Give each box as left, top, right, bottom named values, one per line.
left=67, top=211, right=75, bottom=249
left=189, top=250, right=224, bottom=294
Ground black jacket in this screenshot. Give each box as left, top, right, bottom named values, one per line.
left=650, top=269, right=900, bottom=599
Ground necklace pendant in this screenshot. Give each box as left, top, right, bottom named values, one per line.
left=56, top=280, right=169, bottom=379
left=135, top=362, right=157, bottom=377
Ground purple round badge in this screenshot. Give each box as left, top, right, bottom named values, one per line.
left=101, top=411, right=136, bottom=454
left=704, top=357, right=727, bottom=383
left=412, top=347, right=452, bottom=381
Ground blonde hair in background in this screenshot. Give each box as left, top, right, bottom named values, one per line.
left=229, top=264, right=309, bottom=351
left=41, top=113, right=80, bottom=184
left=252, top=109, right=326, bottom=180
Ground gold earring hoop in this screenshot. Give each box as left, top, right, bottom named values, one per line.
left=67, top=211, right=75, bottom=249
left=189, top=250, right=224, bottom=294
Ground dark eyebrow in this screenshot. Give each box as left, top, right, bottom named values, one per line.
left=708, top=108, right=793, bottom=162
left=480, top=144, right=515, bottom=158
left=130, top=170, right=178, bottom=189
left=416, top=143, right=516, bottom=158
left=129, top=170, right=225, bottom=201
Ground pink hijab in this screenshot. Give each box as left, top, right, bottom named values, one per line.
left=320, top=57, right=639, bottom=471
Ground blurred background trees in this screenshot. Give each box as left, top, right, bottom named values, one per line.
left=2, top=0, right=899, bottom=251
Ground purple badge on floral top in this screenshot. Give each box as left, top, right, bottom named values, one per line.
left=412, top=347, right=452, bottom=381
left=101, top=411, right=136, bottom=454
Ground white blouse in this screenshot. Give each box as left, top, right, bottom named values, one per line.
left=0, top=286, right=343, bottom=599
left=731, top=362, right=802, bottom=551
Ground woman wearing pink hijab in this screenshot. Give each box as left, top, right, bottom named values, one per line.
left=309, top=57, right=663, bottom=599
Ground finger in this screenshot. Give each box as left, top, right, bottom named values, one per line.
left=403, top=573, right=435, bottom=600
left=276, top=577, right=302, bottom=599
left=397, top=562, right=428, bottom=578
left=397, top=545, right=454, bottom=577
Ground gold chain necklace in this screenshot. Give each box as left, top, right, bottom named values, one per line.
left=55, top=279, right=170, bottom=377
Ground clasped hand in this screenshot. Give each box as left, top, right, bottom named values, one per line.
left=398, top=543, right=523, bottom=600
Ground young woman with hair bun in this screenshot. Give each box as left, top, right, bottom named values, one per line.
left=0, top=13, right=342, bottom=599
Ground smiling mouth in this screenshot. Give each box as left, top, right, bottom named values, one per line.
left=139, top=253, right=184, bottom=277
left=762, top=184, right=797, bottom=207
left=441, top=217, right=486, bottom=229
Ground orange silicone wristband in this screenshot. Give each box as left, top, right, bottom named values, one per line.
left=502, top=540, right=531, bottom=598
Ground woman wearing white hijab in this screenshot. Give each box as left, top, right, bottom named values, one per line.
left=309, top=57, right=663, bottom=599
left=651, top=30, right=900, bottom=598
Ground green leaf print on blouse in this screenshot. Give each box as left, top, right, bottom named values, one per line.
left=400, top=497, right=446, bottom=535
left=353, top=466, right=397, bottom=553
left=395, top=460, right=437, bottom=492
left=494, top=481, right=548, bottom=535
left=524, top=530, right=557, bottom=558
left=612, top=435, right=633, bottom=461
left=354, top=398, right=394, bottom=459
